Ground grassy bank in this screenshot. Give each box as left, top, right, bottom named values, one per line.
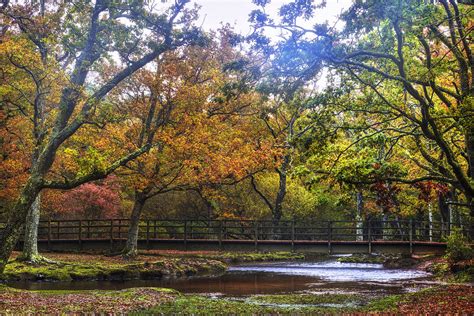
left=0, top=252, right=226, bottom=282
left=1, top=284, right=472, bottom=314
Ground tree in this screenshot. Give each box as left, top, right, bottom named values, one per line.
left=49, top=176, right=122, bottom=219
left=119, top=35, right=275, bottom=257
left=0, top=0, right=203, bottom=271
left=251, top=0, right=474, bottom=227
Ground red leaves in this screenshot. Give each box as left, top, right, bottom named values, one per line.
left=398, top=285, right=474, bottom=314
left=0, top=287, right=175, bottom=314
left=369, top=181, right=401, bottom=211
left=53, top=175, right=122, bottom=219
left=413, top=181, right=450, bottom=202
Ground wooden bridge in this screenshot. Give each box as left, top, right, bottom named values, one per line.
left=3, top=219, right=470, bottom=254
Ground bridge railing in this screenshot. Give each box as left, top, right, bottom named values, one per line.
left=0, top=219, right=471, bottom=243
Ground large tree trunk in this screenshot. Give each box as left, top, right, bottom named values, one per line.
left=18, top=193, right=41, bottom=262
left=0, top=176, right=42, bottom=273
left=122, top=192, right=147, bottom=258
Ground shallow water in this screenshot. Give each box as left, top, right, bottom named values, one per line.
left=6, top=258, right=433, bottom=296
left=229, top=261, right=430, bottom=282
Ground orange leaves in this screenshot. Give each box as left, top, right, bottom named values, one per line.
left=115, top=42, right=279, bottom=195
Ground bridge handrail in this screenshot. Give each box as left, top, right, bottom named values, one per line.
left=0, top=218, right=471, bottom=244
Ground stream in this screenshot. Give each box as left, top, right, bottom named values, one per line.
left=7, top=256, right=434, bottom=298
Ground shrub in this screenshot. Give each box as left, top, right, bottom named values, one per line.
left=445, top=228, right=473, bottom=263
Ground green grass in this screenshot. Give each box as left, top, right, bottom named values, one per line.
left=248, top=293, right=360, bottom=305
left=139, top=295, right=350, bottom=315
left=0, top=257, right=226, bottom=282
left=360, top=294, right=401, bottom=312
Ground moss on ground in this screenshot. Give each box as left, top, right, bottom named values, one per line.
left=360, top=294, right=401, bottom=312
left=140, top=295, right=351, bottom=315
left=248, top=293, right=360, bottom=305
left=0, top=257, right=226, bottom=282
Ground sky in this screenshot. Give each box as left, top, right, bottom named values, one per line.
left=192, top=0, right=353, bottom=35
left=188, top=0, right=353, bottom=89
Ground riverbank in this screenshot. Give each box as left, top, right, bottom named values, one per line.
left=1, top=284, right=472, bottom=314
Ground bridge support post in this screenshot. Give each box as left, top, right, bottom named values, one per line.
left=146, top=220, right=150, bottom=250
left=368, top=221, right=372, bottom=254
left=328, top=221, right=332, bottom=254
left=79, top=220, right=82, bottom=250
left=184, top=220, right=187, bottom=251
left=409, top=219, right=413, bottom=255
left=291, top=220, right=295, bottom=252
left=110, top=220, right=114, bottom=249
left=218, top=220, right=222, bottom=251
left=254, top=221, right=259, bottom=252
left=47, top=220, right=51, bottom=250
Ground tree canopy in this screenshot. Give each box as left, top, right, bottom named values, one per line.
left=0, top=0, right=472, bottom=267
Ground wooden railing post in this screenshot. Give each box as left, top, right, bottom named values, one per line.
left=110, top=220, right=114, bottom=246
left=368, top=220, right=372, bottom=254
left=146, top=220, right=150, bottom=249
left=78, top=220, right=82, bottom=249
left=409, top=219, right=413, bottom=255
left=154, top=220, right=157, bottom=239
left=223, top=220, right=227, bottom=239
left=47, top=220, right=51, bottom=249
left=218, top=220, right=223, bottom=250
left=291, top=219, right=295, bottom=252
left=254, top=221, right=259, bottom=251
left=328, top=221, right=332, bottom=254
left=118, top=219, right=121, bottom=239
left=184, top=220, right=187, bottom=250
left=87, top=220, right=90, bottom=239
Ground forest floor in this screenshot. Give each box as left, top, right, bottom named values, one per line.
left=0, top=283, right=472, bottom=314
